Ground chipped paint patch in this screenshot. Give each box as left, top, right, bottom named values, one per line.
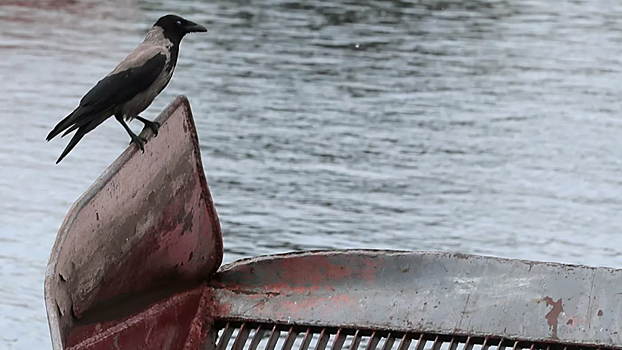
left=543, top=297, right=563, bottom=339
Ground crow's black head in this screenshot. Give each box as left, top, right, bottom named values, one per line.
left=154, top=14, right=207, bottom=43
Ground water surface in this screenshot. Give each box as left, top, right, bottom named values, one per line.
left=2, top=0, right=622, bottom=348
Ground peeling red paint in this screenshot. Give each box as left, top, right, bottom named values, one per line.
left=261, top=256, right=354, bottom=293
left=66, top=288, right=204, bottom=350
left=543, top=297, right=563, bottom=339
left=215, top=253, right=387, bottom=297
left=564, top=315, right=583, bottom=330
left=361, top=257, right=383, bottom=281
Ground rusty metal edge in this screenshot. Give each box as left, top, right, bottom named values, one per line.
left=43, top=95, right=217, bottom=350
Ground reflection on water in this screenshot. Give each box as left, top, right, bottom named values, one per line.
left=3, top=0, right=622, bottom=348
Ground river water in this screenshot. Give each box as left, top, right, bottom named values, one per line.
left=3, top=0, right=622, bottom=348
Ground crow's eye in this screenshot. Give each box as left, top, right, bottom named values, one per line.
left=176, top=20, right=182, bottom=27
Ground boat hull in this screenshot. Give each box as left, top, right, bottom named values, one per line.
left=44, top=95, right=223, bottom=350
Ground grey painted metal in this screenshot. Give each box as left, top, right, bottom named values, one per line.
left=209, top=250, right=622, bottom=348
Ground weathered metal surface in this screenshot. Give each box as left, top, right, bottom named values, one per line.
left=207, top=250, right=622, bottom=348
left=44, top=95, right=223, bottom=349
left=64, top=286, right=219, bottom=350
left=66, top=288, right=203, bottom=350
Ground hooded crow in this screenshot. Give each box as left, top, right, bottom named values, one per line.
left=46, top=14, right=207, bottom=164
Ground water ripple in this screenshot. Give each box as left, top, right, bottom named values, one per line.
left=4, top=0, right=622, bottom=349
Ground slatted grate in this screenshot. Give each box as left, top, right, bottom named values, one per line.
left=209, top=321, right=617, bottom=350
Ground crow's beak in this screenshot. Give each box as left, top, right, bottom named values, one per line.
left=185, top=21, right=207, bottom=33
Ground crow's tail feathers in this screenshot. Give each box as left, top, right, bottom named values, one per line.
left=46, top=108, right=79, bottom=142
left=49, top=108, right=111, bottom=163
left=55, top=127, right=89, bottom=164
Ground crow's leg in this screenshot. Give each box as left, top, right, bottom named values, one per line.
left=135, top=115, right=160, bottom=136
left=115, top=114, right=146, bottom=152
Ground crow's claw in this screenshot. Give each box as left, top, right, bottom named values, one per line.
left=143, top=120, right=160, bottom=136
left=135, top=116, right=160, bottom=136
left=129, top=134, right=147, bottom=152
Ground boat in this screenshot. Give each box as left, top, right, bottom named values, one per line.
left=45, top=96, right=622, bottom=350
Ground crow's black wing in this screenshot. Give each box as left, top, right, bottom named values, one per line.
left=78, top=53, right=166, bottom=113
left=47, top=53, right=166, bottom=141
